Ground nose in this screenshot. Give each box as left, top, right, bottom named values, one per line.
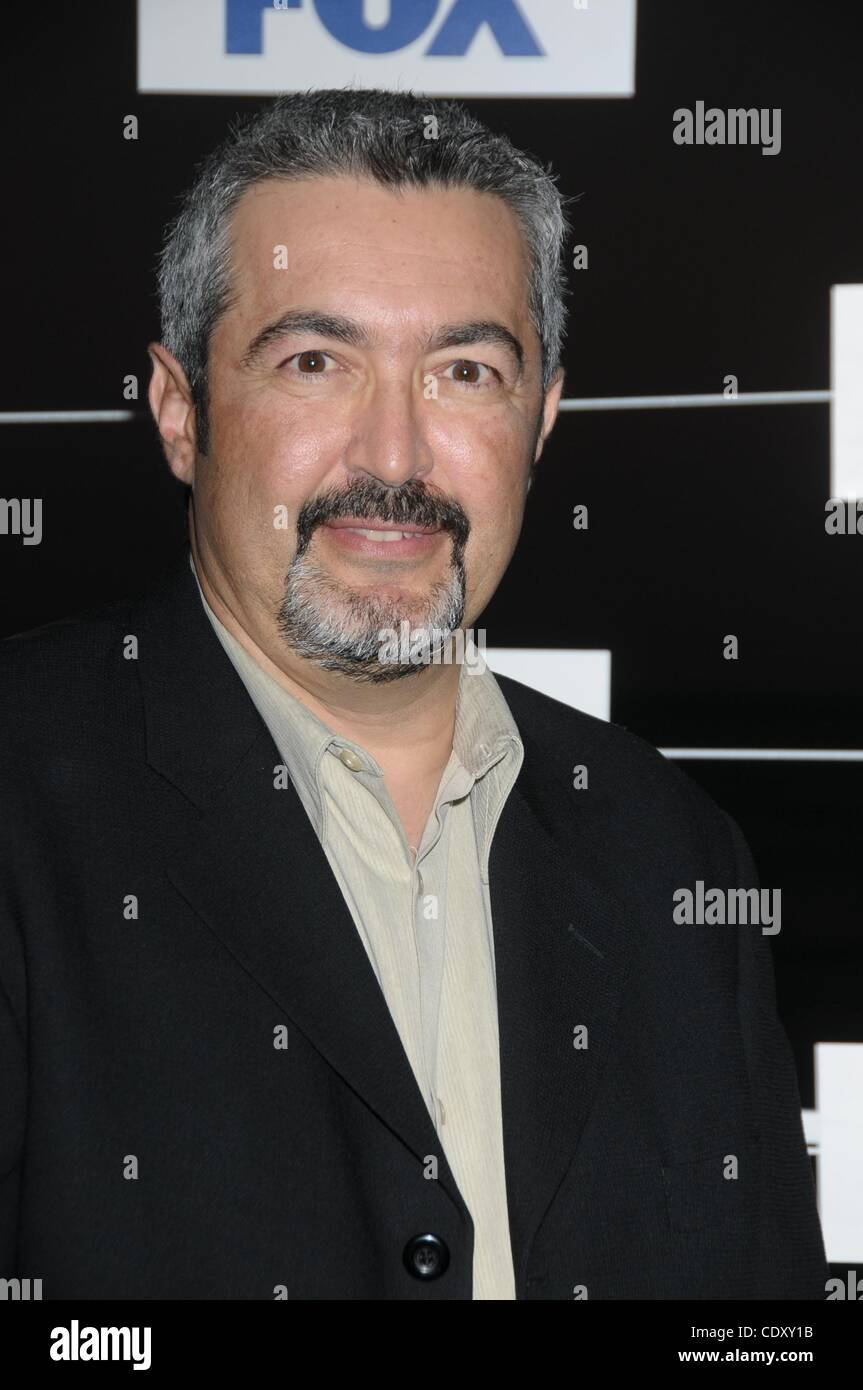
left=343, top=377, right=434, bottom=488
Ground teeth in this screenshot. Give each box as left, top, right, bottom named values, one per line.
left=352, top=528, right=420, bottom=542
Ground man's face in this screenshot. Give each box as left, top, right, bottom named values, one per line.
left=155, top=174, right=562, bottom=682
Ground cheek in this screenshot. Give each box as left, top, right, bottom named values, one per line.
left=465, top=506, right=523, bottom=585
left=459, top=481, right=528, bottom=608
left=435, top=414, right=530, bottom=537
left=432, top=403, right=532, bottom=478
left=208, top=401, right=346, bottom=523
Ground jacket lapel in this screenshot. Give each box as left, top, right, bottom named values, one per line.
left=488, top=698, right=638, bottom=1283
left=134, top=554, right=465, bottom=1213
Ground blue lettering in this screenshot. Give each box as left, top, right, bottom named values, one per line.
left=226, top=0, right=301, bottom=56
left=225, top=0, right=544, bottom=60
left=314, top=0, right=438, bottom=54
left=426, top=0, right=543, bottom=56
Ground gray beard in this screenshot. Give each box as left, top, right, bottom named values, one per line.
left=276, top=546, right=467, bottom=684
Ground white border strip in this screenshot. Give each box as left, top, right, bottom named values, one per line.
left=558, top=390, right=831, bottom=412
left=0, top=410, right=138, bottom=424
left=661, top=748, right=863, bottom=762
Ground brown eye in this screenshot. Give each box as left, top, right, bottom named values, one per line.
left=452, top=359, right=482, bottom=384
left=296, top=350, right=327, bottom=373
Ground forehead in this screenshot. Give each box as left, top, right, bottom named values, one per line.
left=220, top=174, right=533, bottom=341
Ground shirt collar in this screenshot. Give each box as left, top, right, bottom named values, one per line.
left=189, top=552, right=523, bottom=868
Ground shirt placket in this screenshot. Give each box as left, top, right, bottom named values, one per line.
left=412, top=760, right=475, bottom=1135
left=411, top=819, right=451, bottom=1133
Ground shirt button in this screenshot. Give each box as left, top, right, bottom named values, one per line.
left=337, top=747, right=364, bottom=771
left=403, top=1233, right=450, bottom=1281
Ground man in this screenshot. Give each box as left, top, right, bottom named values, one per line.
left=0, top=88, right=826, bottom=1300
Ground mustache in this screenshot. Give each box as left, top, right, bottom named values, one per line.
left=295, top=479, right=470, bottom=555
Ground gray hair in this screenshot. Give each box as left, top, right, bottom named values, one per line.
left=157, top=87, right=571, bottom=455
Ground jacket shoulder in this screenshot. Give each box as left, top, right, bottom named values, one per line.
left=0, top=592, right=139, bottom=759
left=493, top=670, right=739, bottom=860
left=493, top=668, right=676, bottom=775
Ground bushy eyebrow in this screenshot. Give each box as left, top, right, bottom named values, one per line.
left=239, top=310, right=524, bottom=378
left=429, top=321, right=524, bottom=377
left=239, top=310, right=369, bottom=368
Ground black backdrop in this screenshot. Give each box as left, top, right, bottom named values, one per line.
left=2, top=0, right=862, bottom=1284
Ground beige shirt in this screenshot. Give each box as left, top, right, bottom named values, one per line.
left=191, top=558, right=523, bottom=1299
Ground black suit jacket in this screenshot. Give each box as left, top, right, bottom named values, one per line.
left=0, top=553, right=827, bottom=1299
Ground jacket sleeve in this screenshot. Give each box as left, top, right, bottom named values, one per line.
left=721, top=808, right=828, bottom=1299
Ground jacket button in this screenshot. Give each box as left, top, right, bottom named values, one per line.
left=403, top=1233, right=450, bottom=1280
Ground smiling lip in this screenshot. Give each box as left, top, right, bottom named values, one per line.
left=325, top=518, right=441, bottom=535
left=320, top=518, right=444, bottom=558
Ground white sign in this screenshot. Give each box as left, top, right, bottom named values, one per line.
left=804, top=1043, right=863, bottom=1264
left=485, top=648, right=611, bottom=721
left=138, top=0, right=637, bottom=97
left=831, top=285, right=863, bottom=501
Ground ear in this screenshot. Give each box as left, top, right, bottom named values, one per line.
left=534, top=366, right=565, bottom=466
left=147, top=342, right=200, bottom=485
